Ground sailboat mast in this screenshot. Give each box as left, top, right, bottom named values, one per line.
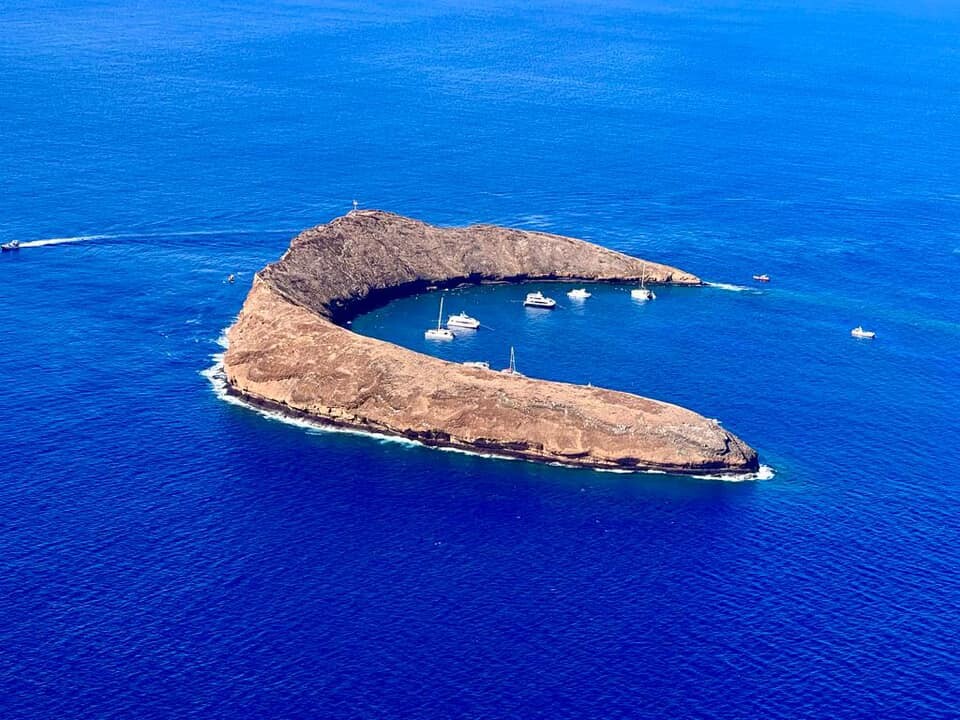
left=437, top=296, right=444, bottom=330
left=641, top=261, right=646, bottom=290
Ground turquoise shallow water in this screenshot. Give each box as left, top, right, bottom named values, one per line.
left=2, top=1, right=960, bottom=717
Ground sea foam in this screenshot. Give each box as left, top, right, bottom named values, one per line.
left=706, top=281, right=752, bottom=292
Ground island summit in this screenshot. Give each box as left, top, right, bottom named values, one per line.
left=223, top=211, right=759, bottom=476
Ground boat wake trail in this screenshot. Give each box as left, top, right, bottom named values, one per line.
left=18, top=235, right=111, bottom=248
left=706, top=281, right=751, bottom=292
left=13, top=227, right=298, bottom=249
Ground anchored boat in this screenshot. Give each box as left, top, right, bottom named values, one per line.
left=425, top=296, right=455, bottom=341
left=631, top=262, right=656, bottom=301
left=851, top=326, right=876, bottom=339
left=447, top=311, right=480, bottom=330
left=567, top=288, right=591, bottom=300
left=523, top=291, right=556, bottom=309
left=501, top=346, right=523, bottom=376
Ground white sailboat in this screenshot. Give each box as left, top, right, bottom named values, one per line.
left=501, top=346, right=523, bottom=376
left=631, top=262, right=656, bottom=301
left=425, top=296, right=455, bottom=340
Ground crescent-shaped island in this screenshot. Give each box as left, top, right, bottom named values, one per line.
left=223, top=210, right=760, bottom=476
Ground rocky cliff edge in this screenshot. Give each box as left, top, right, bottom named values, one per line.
left=223, top=211, right=759, bottom=475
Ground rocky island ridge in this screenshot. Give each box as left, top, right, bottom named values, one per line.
left=223, top=210, right=760, bottom=475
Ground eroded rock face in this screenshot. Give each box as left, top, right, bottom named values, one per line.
left=224, top=211, right=759, bottom=475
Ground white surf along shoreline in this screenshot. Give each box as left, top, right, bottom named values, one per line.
left=202, top=331, right=774, bottom=482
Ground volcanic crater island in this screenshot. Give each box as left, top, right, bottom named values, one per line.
left=224, top=210, right=760, bottom=476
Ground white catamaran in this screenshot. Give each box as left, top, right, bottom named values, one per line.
left=425, top=296, right=455, bottom=341
left=631, top=262, right=656, bottom=301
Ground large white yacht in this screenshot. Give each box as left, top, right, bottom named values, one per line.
left=447, top=311, right=480, bottom=330
left=523, top=291, right=557, bottom=309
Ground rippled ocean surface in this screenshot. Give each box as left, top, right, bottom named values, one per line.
left=2, top=1, right=960, bottom=717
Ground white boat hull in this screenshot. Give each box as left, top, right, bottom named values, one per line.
left=447, top=317, right=480, bottom=329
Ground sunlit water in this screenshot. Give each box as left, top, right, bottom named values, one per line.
left=2, top=1, right=959, bottom=717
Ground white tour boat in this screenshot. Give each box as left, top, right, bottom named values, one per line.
left=425, top=296, right=455, bottom=341
left=523, top=291, right=557, bottom=309
left=447, top=311, right=480, bottom=330
left=567, top=288, right=591, bottom=300
left=631, top=262, right=656, bottom=301
left=850, top=326, right=876, bottom=339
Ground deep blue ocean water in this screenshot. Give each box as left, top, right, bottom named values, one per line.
left=2, top=1, right=960, bottom=717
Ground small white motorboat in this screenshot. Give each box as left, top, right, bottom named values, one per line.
left=462, top=361, right=490, bottom=370
left=425, top=296, right=455, bottom=341
left=753, top=274, right=771, bottom=283
left=501, top=346, right=524, bottom=376
left=447, top=311, right=480, bottom=330
left=524, top=291, right=556, bottom=309
left=1, top=240, right=20, bottom=252
left=631, top=262, right=656, bottom=301
left=567, top=288, right=591, bottom=300
left=851, top=326, right=876, bottom=339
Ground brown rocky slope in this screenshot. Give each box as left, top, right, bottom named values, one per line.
left=223, top=211, right=759, bottom=475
